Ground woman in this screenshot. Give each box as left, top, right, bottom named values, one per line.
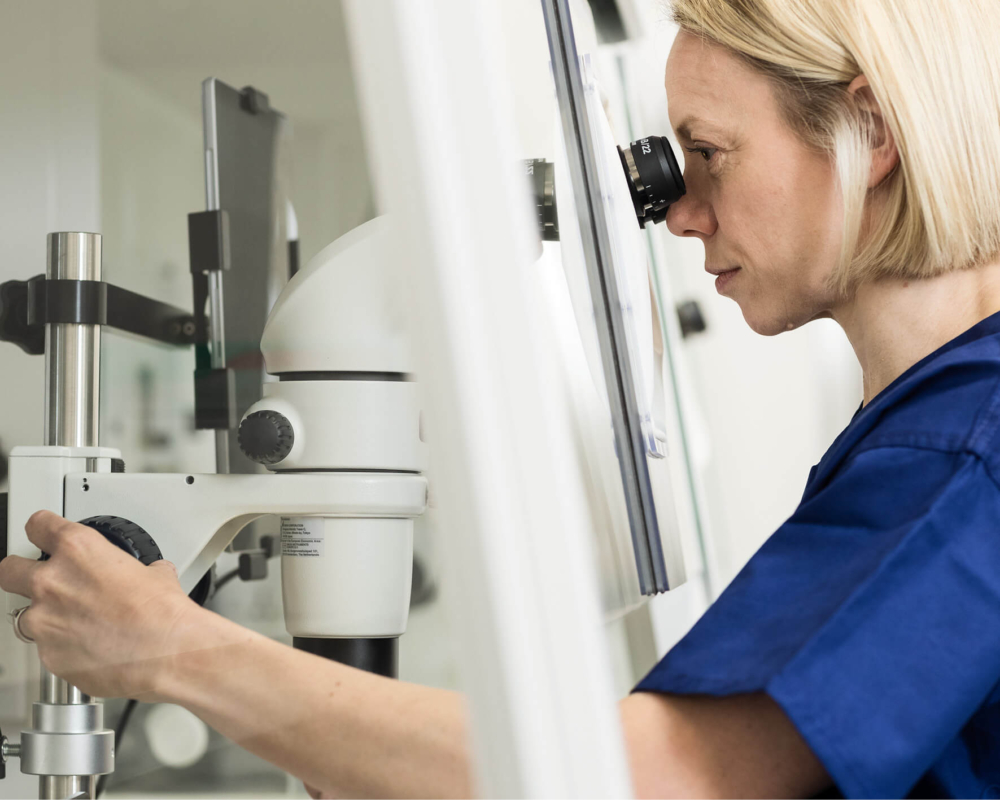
left=3, top=0, right=999, bottom=796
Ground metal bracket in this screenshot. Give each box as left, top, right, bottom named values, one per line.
left=0, top=277, right=44, bottom=355
left=187, top=210, right=230, bottom=275
left=194, top=367, right=237, bottom=430
left=1, top=728, right=22, bottom=780
left=239, top=85, right=271, bottom=115
left=62, top=471, right=427, bottom=595
left=0, top=276, right=198, bottom=354
left=541, top=0, right=669, bottom=593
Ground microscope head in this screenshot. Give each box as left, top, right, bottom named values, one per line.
left=260, top=215, right=410, bottom=377
left=237, top=217, right=425, bottom=656
left=238, top=216, right=423, bottom=474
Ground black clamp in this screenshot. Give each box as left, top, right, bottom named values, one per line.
left=188, top=210, right=230, bottom=275
left=237, top=535, right=276, bottom=582
left=239, top=86, right=270, bottom=115
left=0, top=277, right=44, bottom=355
left=0, top=275, right=198, bottom=355
left=188, top=209, right=235, bottom=431
left=194, top=368, right=236, bottom=431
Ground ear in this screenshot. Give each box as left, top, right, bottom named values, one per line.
left=847, top=75, right=899, bottom=188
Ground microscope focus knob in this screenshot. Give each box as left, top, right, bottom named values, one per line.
left=238, top=410, right=295, bottom=465
left=38, top=516, right=163, bottom=566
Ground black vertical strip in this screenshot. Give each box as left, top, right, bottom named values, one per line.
left=288, top=240, right=300, bottom=278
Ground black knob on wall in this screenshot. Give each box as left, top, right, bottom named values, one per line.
left=677, top=300, right=708, bottom=338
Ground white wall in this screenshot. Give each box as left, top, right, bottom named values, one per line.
left=0, top=4, right=101, bottom=795
left=98, top=64, right=215, bottom=474
left=0, top=0, right=100, bottom=460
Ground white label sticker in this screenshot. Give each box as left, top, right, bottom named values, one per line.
left=280, top=517, right=325, bottom=557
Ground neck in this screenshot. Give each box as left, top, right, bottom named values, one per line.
left=833, top=259, right=1000, bottom=405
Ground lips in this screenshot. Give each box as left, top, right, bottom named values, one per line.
left=708, top=266, right=741, bottom=293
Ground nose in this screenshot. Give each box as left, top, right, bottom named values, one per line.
left=666, top=181, right=717, bottom=240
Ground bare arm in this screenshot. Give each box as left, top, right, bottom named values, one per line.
left=0, top=512, right=829, bottom=798
left=622, top=692, right=829, bottom=798
left=155, top=610, right=472, bottom=798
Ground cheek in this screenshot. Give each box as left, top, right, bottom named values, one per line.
left=715, top=152, right=840, bottom=282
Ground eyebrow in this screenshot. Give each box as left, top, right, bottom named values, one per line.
left=673, top=115, right=726, bottom=143
left=673, top=116, right=704, bottom=142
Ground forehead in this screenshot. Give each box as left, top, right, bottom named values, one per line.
left=664, top=30, right=777, bottom=138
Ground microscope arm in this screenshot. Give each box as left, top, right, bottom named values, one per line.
left=61, top=472, right=426, bottom=595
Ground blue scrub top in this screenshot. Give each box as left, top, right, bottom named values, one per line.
left=636, top=311, right=1000, bottom=799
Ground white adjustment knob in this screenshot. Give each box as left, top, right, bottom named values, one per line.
left=143, top=703, right=210, bottom=769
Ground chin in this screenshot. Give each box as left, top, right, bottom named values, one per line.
left=738, top=302, right=808, bottom=337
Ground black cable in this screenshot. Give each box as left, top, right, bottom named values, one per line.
left=93, top=556, right=255, bottom=795
left=95, top=565, right=228, bottom=796
left=93, top=542, right=431, bottom=797
left=214, top=567, right=240, bottom=591
left=95, top=698, right=137, bottom=797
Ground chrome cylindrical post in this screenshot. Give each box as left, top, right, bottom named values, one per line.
left=44, top=232, right=101, bottom=448
left=207, top=270, right=230, bottom=473
left=39, top=232, right=103, bottom=800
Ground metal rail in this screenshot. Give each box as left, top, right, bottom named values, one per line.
left=539, top=0, right=668, bottom=592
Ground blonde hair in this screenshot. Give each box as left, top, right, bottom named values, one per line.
left=669, top=0, right=1000, bottom=293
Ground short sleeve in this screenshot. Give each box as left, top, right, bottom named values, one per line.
left=635, top=446, right=1000, bottom=798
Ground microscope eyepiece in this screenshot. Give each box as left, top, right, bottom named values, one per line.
left=526, top=159, right=560, bottom=241
left=618, top=136, right=685, bottom=228
left=527, top=135, right=685, bottom=239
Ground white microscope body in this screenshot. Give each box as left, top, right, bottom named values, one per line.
left=2, top=217, right=425, bottom=792
left=240, top=217, right=425, bottom=647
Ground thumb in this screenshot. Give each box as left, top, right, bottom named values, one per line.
left=149, top=559, right=180, bottom=581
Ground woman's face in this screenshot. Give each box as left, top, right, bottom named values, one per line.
left=664, top=31, right=843, bottom=335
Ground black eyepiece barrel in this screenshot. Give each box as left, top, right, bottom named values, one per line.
left=618, top=136, right=685, bottom=228
left=527, top=135, right=684, bottom=239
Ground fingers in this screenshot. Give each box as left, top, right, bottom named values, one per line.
left=0, top=554, right=44, bottom=600
left=24, top=510, right=92, bottom=557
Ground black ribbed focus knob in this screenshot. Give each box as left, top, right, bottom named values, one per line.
left=38, top=516, right=163, bottom=566
left=238, top=410, right=295, bottom=465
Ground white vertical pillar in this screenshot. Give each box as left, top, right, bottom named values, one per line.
left=345, top=1, right=633, bottom=797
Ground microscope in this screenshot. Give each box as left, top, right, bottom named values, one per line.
left=0, top=217, right=425, bottom=797
left=0, top=126, right=683, bottom=796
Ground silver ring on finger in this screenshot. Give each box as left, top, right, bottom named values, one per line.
left=9, top=606, right=35, bottom=644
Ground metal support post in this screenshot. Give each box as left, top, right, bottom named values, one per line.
left=37, top=232, right=106, bottom=799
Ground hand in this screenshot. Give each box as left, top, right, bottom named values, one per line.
left=0, top=510, right=201, bottom=700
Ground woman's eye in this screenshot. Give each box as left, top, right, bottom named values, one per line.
left=685, top=146, right=717, bottom=163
